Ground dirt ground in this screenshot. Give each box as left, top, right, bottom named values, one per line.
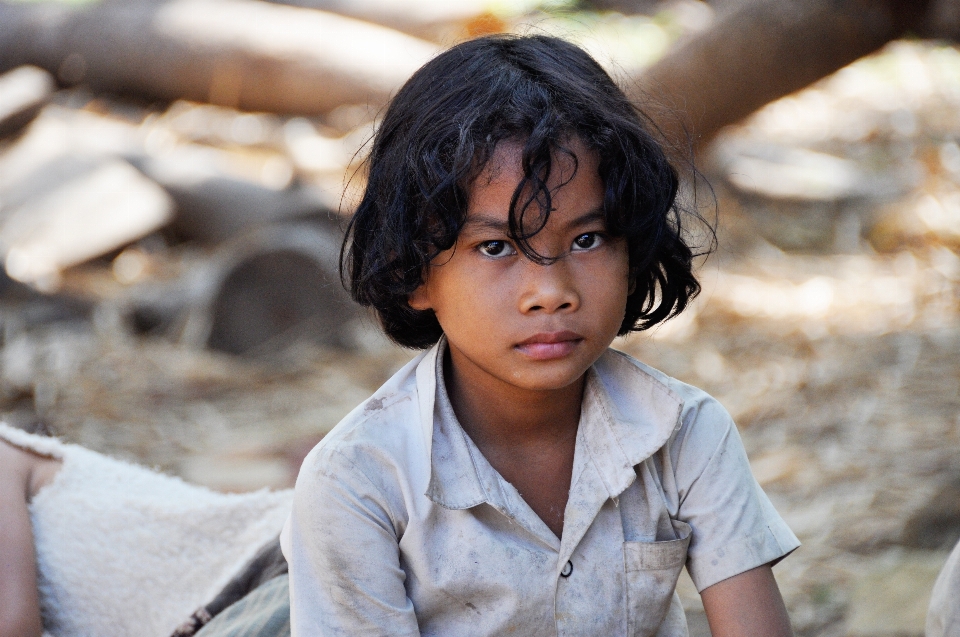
left=1, top=36, right=958, bottom=637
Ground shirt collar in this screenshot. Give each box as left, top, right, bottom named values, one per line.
left=423, top=338, right=490, bottom=509
left=579, top=350, right=684, bottom=498
left=420, top=340, right=683, bottom=510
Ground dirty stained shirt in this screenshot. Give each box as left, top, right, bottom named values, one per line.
left=281, top=341, right=800, bottom=636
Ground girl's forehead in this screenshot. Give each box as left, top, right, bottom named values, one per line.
left=476, top=141, right=526, bottom=185
left=466, top=139, right=604, bottom=228
left=474, top=137, right=597, bottom=190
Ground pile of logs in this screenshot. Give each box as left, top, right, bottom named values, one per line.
left=1, top=0, right=958, bottom=356
left=0, top=0, right=457, bottom=355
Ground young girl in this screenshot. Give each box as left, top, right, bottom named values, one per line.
left=282, top=34, right=800, bottom=636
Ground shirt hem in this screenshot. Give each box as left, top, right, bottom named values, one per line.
left=688, top=522, right=801, bottom=592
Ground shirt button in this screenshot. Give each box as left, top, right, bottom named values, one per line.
left=560, top=560, right=573, bottom=578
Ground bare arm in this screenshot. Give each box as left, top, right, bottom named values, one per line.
left=701, top=564, right=793, bottom=637
left=0, top=441, right=46, bottom=637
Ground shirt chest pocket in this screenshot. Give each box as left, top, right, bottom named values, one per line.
left=623, top=520, right=692, bottom=637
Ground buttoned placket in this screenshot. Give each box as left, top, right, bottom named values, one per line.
left=552, top=375, right=641, bottom=636
left=447, top=389, right=634, bottom=636
left=420, top=341, right=685, bottom=636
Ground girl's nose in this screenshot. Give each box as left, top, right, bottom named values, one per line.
left=517, top=258, right=581, bottom=314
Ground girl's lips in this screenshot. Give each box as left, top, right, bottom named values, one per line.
left=514, top=332, right=584, bottom=360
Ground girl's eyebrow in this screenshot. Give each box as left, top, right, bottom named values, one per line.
left=462, top=208, right=605, bottom=233
left=461, top=215, right=510, bottom=232
left=567, top=208, right=606, bottom=228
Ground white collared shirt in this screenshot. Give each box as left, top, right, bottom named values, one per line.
left=281, top=341, right=799, bottom=636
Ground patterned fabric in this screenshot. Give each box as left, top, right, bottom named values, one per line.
left=170, top=539, right=288, bottom=637
left=170, top=608, right=214, bottom=637
left=194, top=575, right=290, bottom=637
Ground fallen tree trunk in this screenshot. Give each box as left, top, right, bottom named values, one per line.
left=129, top=145, right=342, bottom=243
left=586, top=0, right=747, bottom=15
left=631, top=0, right=933, bottom=150
left=263, top=0, right=487, bottom=39
left=585, top=0, right=679, bottom=15
left=0, top=0, right=438, bottom=115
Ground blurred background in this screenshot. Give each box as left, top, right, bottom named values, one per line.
left=0, top=0, right=957, bottom=634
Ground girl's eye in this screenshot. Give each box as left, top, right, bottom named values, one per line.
left=572, top=232, right=603, bottom=251
left=478, top=240, right=517, bottom=258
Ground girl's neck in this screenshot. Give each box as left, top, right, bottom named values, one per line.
left=443, top=347, right=584, bottom=452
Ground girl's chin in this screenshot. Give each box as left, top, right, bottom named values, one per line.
left=504, top=364, right=590, bottom=393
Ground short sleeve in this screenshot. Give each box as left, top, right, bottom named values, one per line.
left=669, top=395, right=800, bottom=592
left=281, top=445, right=421, bottom=637
left=927, top=539, right=960, bottom=636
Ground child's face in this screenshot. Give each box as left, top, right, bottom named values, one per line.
left=409, top=138, right=630, bottom=393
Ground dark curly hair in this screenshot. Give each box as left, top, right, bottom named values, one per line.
left=342, top=33, right=712, bottom=349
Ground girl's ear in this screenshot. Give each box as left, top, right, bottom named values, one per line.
left=407, top=284, right=432, bottom=311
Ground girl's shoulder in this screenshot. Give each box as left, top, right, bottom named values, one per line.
left=601, top=349, right=733, bottom=423
left=298, top=350, right=433, bottom=492
left=598, top=348, right=737, bottom=452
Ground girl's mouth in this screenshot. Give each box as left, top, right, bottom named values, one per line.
left=514, top=331, right=584, bottom=360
